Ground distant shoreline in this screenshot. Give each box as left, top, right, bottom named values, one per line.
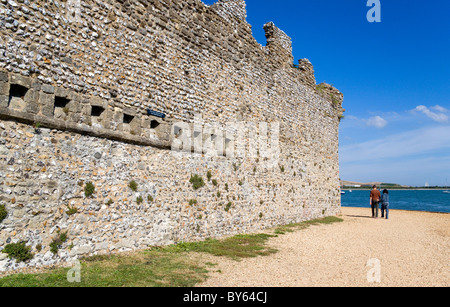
left=342, top=188, right=450, bottom=191
left=341, top=205, right=450, bottom=215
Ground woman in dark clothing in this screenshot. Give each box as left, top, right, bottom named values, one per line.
left=381, top=189, right=389, bottom=219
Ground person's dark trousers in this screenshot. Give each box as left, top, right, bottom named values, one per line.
left=372, top=201, right=379, bottom=218
left=381, top=205, right=389, bottom=219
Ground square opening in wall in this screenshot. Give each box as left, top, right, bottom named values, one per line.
left=54, top=96, right=71, bottom=118
left=123, top=113, right=134, bottom=124
left=54, top=96, right=70, bottom=111
left=8, top=84, right=29, bottom=107
left=91, top=106, right=105, bottom=117
left=150, top=120, right=160, bottom=129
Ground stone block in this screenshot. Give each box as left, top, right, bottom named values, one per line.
left=69, top=109, right=81, bottom=123
left=0, top=95, right=8, bottom=108
left=24, top=88, right=38, bottom=103
left=41, top=84, right=55, bottom=94
left=39, top=92, right=55, bottom=117
left=129, top=117, right=142, bottom=136
left=31, top=80, right=41, bottom=92
left=0, top=81, right=9, bottom=96
left=95, top=242, right=109, bottom=251
left=90, top=96, right=106, bottom=108
left=10, top=74, right=31, bottom=88
left=54, top=87, right=70, bottom=98
left=157, top=123, right=172, bottom=142
left=113, top=239, right=133, bottom=250
left=69, top=245, right=92, bottom=257
left=26, top=100, right=40, bottom=115
left=0, top=71, right=8, bottom=82
left=9, top=96, right=27, bottom=112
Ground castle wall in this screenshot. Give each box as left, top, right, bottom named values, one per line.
left=0, top=0, right=343, bottom=272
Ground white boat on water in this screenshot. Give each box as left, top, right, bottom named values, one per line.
left=341, top=191, right=346, bottom=195
left=443, top=191, right=450, bottom=194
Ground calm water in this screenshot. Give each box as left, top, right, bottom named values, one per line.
left=341, top=189, right=450, bottom=213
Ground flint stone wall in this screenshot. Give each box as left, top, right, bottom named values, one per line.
left=0, top=0, right=344, bottom=272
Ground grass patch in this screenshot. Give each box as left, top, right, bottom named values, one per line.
left=0, top=249, right=209, bottom=287
left=274, top=216, right=343, bottom=234
left=167, top=233, right=278, bottom=261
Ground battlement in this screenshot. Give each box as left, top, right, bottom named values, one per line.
left=211, top=0, right=247, bottom=23
left=263, top=22, right=294, bottom=67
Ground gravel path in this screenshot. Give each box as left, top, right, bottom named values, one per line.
left=198, top=207, right=449, bottom=287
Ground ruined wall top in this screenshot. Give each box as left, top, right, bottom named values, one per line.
left=263, top=22, right=294, bottom=67
left=211, top=0, right=247, bottom=23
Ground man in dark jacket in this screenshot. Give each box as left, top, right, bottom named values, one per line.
left=370, top=185, right=381, bottom=218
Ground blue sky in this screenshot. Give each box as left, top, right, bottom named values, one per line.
left=202, top=0, right=450, bottom=186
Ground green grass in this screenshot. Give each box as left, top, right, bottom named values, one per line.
left=0, top=249, right=209, bottom=287
left=274, top=216, right=343, bottom=234
left=167, top=233, right=278, bottom=261
left=0, top=216, right=344, bottom=287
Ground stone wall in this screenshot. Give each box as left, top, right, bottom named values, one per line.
left=0, top=0, right=344, bottom=272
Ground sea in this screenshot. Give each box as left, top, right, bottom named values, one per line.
left=341, top=189, right=450, bottom=213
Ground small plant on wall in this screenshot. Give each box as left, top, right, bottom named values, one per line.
left=33, top=122, right=42, bottom=134
left=189, top=174, right=205, bottom=190
left=50, top=231, right=68, bottom=255
left=128, top=180, right=138, bottom=191
left=84, top=182, right=95, bottom=198
left=2, top=242, right=34, bottom=262
left=0, top=204, right=7, bottom=223
left=66, top=205, right=78, bottom=216
left=136, top=196, right=143, bottom=204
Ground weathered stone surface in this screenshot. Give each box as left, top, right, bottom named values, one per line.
left=41, top=85, right=55, bottom=94
left=0, top=0, right=344, bottom=273
left=70, top=245, right=92, bottom=257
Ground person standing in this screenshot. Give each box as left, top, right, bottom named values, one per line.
left=370, top=185, right=381, bottom=218
left=381, top=189, right=390, bottom=219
